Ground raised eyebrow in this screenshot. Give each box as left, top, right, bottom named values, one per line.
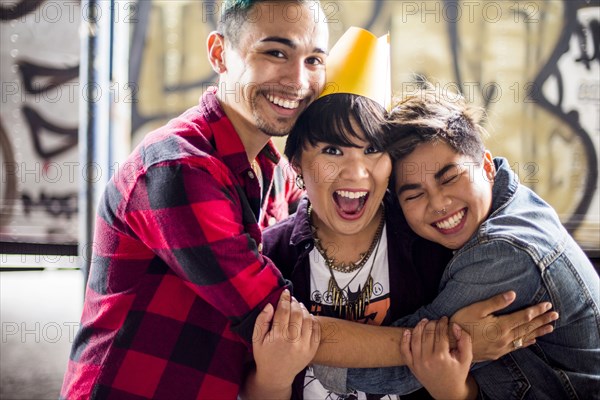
left=396, top=183, right=422, bottom=196
left=434, top=163, right=459, bottom=181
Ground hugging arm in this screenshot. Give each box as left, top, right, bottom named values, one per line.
left=241, top=290, right=320, bottom=400
left=317, top=243, right=558, bottom=394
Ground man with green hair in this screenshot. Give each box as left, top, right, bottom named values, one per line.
left=61, top=1, right=329, bottom=398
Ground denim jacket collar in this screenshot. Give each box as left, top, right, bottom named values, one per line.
left=490, top=157, right=520, bottom=216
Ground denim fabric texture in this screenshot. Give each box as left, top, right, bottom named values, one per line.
left=319, top=158, right=600, bottom=399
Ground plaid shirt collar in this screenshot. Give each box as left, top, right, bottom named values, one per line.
left=200, top=88, right=281, bottom=178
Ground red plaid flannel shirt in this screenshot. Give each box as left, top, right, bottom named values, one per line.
left=61, top=89, right=298, bottom=399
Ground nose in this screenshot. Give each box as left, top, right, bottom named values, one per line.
left=281, top=59, right=312, bottom=95
left=339, top=153, right=369, bottom=181
left=429, top=188, right=452, bottom=215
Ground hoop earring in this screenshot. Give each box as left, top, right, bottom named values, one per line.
left=295, top=174, right=305, bottom=190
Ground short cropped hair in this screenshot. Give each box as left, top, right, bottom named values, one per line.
left=386, top=83, right=488, bottom=164
left=285, top=93, right=388, bottom=164
left=218, top=0, right=319, bottom=47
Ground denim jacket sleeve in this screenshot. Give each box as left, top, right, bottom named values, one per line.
left=316, top=240, right=543, bottom=395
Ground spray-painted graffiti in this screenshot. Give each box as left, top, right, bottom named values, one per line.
left=18, top=60, right=79, bottom=95
left=21, top=190, right=78, bottom=219
left=128, top=1, right=219, bottom=139
left=129, top=0, right=597, bottom=249
left=1, top=0, right=597, bottom=249
left=414, top=1, right=598, bottom=239
left=21, top=105, right=78, bottom=159
left=0, top=118, right=18, bottom=227
left=530, top=2, right=599, bottom=234
left=0, top=0, right=80, bottom=243
left=0, top=0, right=46, bottom=21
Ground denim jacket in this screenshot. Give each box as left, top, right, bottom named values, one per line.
left=317, top=158, right=600, bottom=399
left=262, top=192, right=453, bottom=399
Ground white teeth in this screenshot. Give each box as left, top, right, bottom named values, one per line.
left=435, top=209, right=465, bottom=230
left=335, top=190, right=368, bottom=199
left=266, top=94, right=300, bottom=109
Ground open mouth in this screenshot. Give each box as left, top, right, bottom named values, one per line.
left=266, top=94, right=301, bottom=110
left=432, top=208, right=467, bottom=232
left=333, top=190, right=369, bottom=218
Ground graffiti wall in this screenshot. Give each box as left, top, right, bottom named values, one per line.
left=1, top=0, right=598, bottom=251
left=386, top=0, right=599, bottom=250
left=128, top=0, right=599, bottom=250
left=1, top=0, right=81, bottom=245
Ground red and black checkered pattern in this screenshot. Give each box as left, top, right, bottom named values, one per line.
left=61, top=89, right=293, bottom=399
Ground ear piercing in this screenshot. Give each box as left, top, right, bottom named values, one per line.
left=295, top=174, right=305, bottom=190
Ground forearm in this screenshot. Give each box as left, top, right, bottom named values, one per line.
left=240, top=368, right=292, bottom=400
left=311, top=316, right=408, bottom=367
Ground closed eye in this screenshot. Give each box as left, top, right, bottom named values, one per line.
left=404, top=192, right=424, bottom=201
left=441, top=174, right=460, bottom=185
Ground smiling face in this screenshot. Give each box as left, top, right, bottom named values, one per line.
left=298, top=120, right=392, bottom=238
left=394, top=140, right=495, bottom=249
left=215, top=1, right=328, bottom=138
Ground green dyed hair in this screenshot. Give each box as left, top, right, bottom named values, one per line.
left=218, top=0, right=319, bottom=46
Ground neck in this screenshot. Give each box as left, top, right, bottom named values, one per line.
left=216, top=89, right=271, bottom=163
left=311, top=206, right=385, bottom=261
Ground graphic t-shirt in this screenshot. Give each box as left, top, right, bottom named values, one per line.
left=304, top=226, right=399, bottom=399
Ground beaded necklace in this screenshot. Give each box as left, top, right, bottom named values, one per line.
left=308, top=204, right=385, bottom=318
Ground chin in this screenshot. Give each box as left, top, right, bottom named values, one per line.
left=333, top=217, right=362, bottom=232
left=257, top=121, right=293, bottom=137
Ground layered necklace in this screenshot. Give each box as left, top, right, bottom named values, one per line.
left=308, top=204, right=385, bottom=319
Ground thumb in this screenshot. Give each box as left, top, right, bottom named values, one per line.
left=478, top=291, right=516, bottom=316
left=253, top=303, right=274, bottom=344
left=453, top=323, right=473, bottom=363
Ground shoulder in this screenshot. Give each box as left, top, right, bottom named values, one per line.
left=138, top=114, right=215, bottom=169
left=263, top=213, right=298, bottom=249
left=478, top=183, right=568, bottom=263
left=449, top=239, right=539, bottom=288
left=262, top=211, right=303, bottom=278
left=263, top=197, right=311, bottom=264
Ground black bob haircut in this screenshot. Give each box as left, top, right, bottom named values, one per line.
left=284, top=93, right=388, bottom=164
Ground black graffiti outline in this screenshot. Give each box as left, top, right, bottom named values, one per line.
left=18, top=60, right=79, bottom=94
left=22, top=106, right=78, bottom=159
left=573, top=16, right=599, bottom=69
left=129, top=0, right=219, bottom=133
left=0, top=117, right=18, bottom=225
left=529, top=1, right=598, bottom=231
left=441, top=0, right=598, bottom=232
left=0, top=0, right=45, bottom=21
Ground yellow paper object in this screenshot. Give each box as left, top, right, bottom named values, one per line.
left=319, top=27, right=391, bottom=110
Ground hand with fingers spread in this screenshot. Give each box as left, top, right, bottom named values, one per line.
left=242, top=289, right=320, bottom=399
left=450, top=291, right=559, bottom=362
left=401, top=317, right=477, bottom=400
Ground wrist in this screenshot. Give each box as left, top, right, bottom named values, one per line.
left=432, top=376, right=477, bottom=400
left=254, top=369, right=294, bottom=392
left=460, top=376, right=479, bottom=400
